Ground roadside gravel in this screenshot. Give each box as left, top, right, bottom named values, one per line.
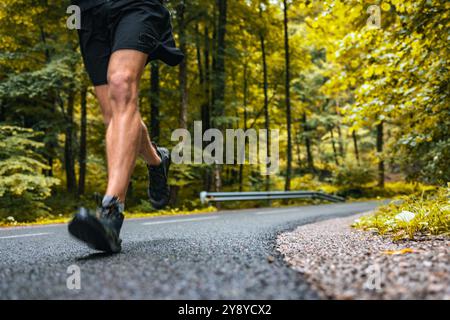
left=276, top=213, right=450, bottom=300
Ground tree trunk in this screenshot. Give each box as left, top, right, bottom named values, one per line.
left=78, top=86, right=88, bottom=196
left=212, top=0, right=227, bottom=123
left=196, top=24, right=204, bottom=86
left=352, top=130, right=360, bottom=165
left=177, top=1, right=188, bottom=130
left=150, top=61, right=160, bottom=142
left=201, top=26, right=211, bottom=133
left=335, top=100, right=345, bottom=158
left=283, top=0, right=292, bottom=191
left=65, top=92, right=77, bottom=193
left=40, top=25, right=55, bottom=178
left=377, top=122, right=384, bottom=188
left=239, top=63, right=249, bottom=192
left=330, top=128, right=339, bottom=166
left=260, top=28, right=270, bottom=191
left=169, top=185, right=180, bottom=207
left=47, top=157, right=54, bottom=177
left=302, top=112, right=315, bottom=173
left=295, top=127, right=302, bottom=166
left=200, top=25, right=212, bottom=191
left=337, top=124, right=345, bottom=158
left=212, top=0, right=227, bottom=192
left=211, top=12, right=217, bottom=109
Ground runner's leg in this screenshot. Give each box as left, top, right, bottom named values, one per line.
left=104, top=49, right=151, bottom=201
left=94, top=85, right=161, bottom=167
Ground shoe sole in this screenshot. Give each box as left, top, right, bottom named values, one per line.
left=68, top=210, right=121, bottom=253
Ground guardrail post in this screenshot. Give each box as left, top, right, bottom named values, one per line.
left=200, top=191, right=208, bottom=205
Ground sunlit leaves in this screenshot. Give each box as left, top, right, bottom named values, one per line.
left=309, top=0, right=449, bottom=183
left=0, top=126, right=60, bottom=215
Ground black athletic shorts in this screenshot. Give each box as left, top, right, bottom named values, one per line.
left=77, top=0, right=184, bottom=86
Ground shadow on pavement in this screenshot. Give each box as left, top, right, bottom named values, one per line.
left=76, top=252, right=117, bottom=261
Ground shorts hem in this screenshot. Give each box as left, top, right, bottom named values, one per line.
left=111, top=45, right=157, bottom=59
left=92, top=79, right=108, bottom=86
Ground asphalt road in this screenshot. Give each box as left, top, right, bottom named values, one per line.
left=0, top=201, right=384, bottom=299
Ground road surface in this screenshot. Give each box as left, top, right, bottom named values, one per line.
left=0, top=201, right=383, bottom=299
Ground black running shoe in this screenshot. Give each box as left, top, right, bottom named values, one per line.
left=68, top=197, right=124, bottom=253
left=148, top=143, right=171, bottom=210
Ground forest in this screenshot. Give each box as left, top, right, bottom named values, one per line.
left=0, top=0, right=448, bottom=222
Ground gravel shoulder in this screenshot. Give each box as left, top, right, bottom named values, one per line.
left=277, top=213, right=450, bottom=300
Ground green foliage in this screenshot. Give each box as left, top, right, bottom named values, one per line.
left=380, top=181, right=436, bottom=197
left=317, top=0, right=450, bottom=184
left=332, top=161, right=376, bottom=188
left=0, top=125, right=60, bottom=221
left=0, top=55, right=80, bottom=99
left=397, top=137, right=450, bottom=185
left=353, top=187, right=450, bottom=240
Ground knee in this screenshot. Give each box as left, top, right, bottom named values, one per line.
left=107, top=70, right=136, bottom=105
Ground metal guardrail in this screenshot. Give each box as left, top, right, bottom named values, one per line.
left=200, top=191, right=345, bottom=204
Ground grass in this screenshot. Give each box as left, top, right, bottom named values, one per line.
left=0, top=206, right=217, bottom=228
left=352, top=186, right=450, bottom=240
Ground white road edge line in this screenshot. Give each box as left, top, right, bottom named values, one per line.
left=254, top=209, right=300, bottom=215
left=142, top=216, right=219, bottom=225
left=0, top=232, right=52, bottom=240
